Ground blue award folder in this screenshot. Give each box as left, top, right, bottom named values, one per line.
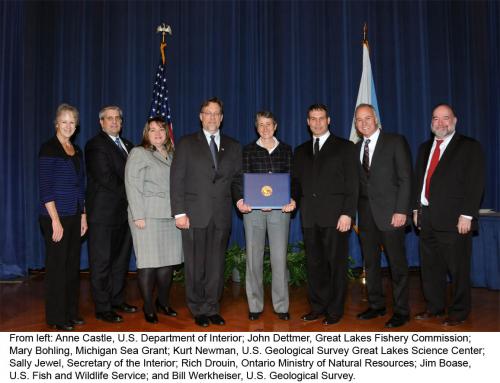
left=243, top=173, right=290, bottom=209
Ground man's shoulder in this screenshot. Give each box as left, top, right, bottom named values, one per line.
left=176, top=131, right=201, bottom=145
left=295, top=140, right=312, bottom=152
left=221, top=133, right=240, bottom=146
left=85, top=131, right=107, bottom=148
left=455, top=133, right=481, bottom=147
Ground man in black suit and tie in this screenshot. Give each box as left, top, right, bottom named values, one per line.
left=413, top=103, right=484, bottom=326
left=354, top=104, right=412, bottom=328
left=292, top=104, right=358, bottom=325
left=170, top=97, right=242, bottom=327
left=85, top=106, right=137, bottom=323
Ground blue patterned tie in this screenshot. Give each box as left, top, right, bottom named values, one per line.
left=114, top=136, right=127, bottom=157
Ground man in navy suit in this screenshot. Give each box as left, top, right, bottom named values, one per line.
left=86, top=106, right=137, bottom=323
left=170, top=97, right=242, bottom=327
left=292, top=104, right=358, bottom=325
left=413, top=103, right=485, bottom=326
left=354, top=104, right=412, bottom=328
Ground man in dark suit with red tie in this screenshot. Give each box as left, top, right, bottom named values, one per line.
left=292, top=104, right=359, bottom=325
left=170, top=97, right=242, bottom=327
left=86, top=106, right=137, bottom=323
left=354, top=104, right=413, bottom=328
left=413, top=103, right=485, bottom=326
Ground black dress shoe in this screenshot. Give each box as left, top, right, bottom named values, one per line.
left=143, top=309, right=158, bottom=324
left=96, top=311, right=123, bottom=323
left=323, top=315, right=341, bottom=325
left=194, top=315, right=209, bottom=327
left=249, top=312, right=262, bottom=320
left=301, top=312, right=320, bottom=321
left=69, top=318, right=85, bottom=326
left=208, top=314, right=225, bottom=325
left=112, top=303, right=138, bottom=313
left=155, top=299, right=177, bottom=317
left=357, top=307, right=386, bottom=320
left=442, top=317, right=465, bottom=326
left=277, top=312, right=290, bottom=321
left=414, top=310, right=445, bottom=320
left=385, top=314, right=409, bottom=328
left=50, top=324, right=74, bottom=331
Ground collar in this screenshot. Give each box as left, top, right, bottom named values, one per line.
left=363, top=128, right=380, bottom=145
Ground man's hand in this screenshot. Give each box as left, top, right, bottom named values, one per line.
left=175, top=215, right=190, bottom=229
left=236, top=199, right=252, bottom=213
left=282, top=199, right=296, bottom=213
left=412, top=210, right=419, bottom=229
left=336, top=215, right=352, bottom=232
left=391, top=213, right=407, bottom=228
left=457, top=216, right=472, bottom=234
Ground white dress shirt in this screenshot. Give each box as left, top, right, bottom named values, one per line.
left=312, top=130, right=331, bottom=151
left=358, top=128, right=380, bottom=165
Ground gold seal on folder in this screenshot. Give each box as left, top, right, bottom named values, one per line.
left=261, top=185, right=273, bottom=197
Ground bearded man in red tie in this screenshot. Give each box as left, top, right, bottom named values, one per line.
left=413, top=103, right=485, bottom=326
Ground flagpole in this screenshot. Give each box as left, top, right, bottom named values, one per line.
left=363, top=22, right=368, bottom=47
left=156, top=23, right=172, bottom=65
left=149, top=23, right=175, bottom=144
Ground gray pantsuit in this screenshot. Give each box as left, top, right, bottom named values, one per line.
left=243, top=210, right=290, bottom=313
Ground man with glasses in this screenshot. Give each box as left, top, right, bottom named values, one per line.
left=171, top=97, right=242, bottom=327
left=86, top=106, right=137, bottom=324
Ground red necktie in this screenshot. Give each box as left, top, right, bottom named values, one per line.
left=424, top=139, right=444, bottom=200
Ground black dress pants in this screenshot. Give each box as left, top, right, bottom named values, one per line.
left=420, top=207, right=472, bottom=320
left=358, top=199, right=409, bottom=316
left=40, top=214, right=81, bottom=326
left=303, top=225, right=349, bottom=318
left=88, top=222, right=132, bottom=313
left=181, top=219, right=229, bottom=317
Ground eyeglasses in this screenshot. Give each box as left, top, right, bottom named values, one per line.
left=201, top=112, right=222, bottom=118
left=103, top=116, right=122, bottom=122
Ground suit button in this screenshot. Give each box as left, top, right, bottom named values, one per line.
left=312, top=193, right=317, bottom=197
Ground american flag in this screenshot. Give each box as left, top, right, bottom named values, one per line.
left=148, top=61, right=174, bottom=143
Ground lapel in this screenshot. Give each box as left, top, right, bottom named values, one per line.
left=195, top=130, right=216, bottom=168
left=434, top=133, right=460, bottom=176
left=421, top=140, right=433, bottom=176
left=369, top=130, right=385, bottom=171
left=218, top=134, right=229, bottom=165
left=152, top=149, right=169, bottom=165
left=100, top=131, right=127, bottom=159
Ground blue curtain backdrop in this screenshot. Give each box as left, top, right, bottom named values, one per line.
left=1, top=0, right=499, bottom=279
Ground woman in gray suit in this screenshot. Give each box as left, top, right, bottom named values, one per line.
left=125, top=117, right=183, bottom=323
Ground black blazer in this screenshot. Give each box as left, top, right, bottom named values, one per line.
left=85, top=130, right=134, bottom=225
left=355, top=131, right=413, bottom=231
left=414, top=133, right=485, bottom=231
left=170, top=130, right=242, bottom=229
left=292, top=134, right=359, bottom=228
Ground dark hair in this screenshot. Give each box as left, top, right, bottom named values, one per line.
left=432, top=103, right=457, bottom=118
left=140, top=117, right=174, bottom=154
left=255, top=110, right=277, bottom=127
left=200, top=97, right=224, bottom=114
left=307, top=103, right=329, bottom=118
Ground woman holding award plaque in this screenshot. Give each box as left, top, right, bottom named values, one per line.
left=237, top=111, right=296, bottom=321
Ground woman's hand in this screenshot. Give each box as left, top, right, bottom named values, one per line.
left=52, top=219, right=64, bottom=242
left=81, top=214, right=88, bottom=236
left=134, top=219, right=146, bottom=229
left=282, top=199, right=296, bottom=213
